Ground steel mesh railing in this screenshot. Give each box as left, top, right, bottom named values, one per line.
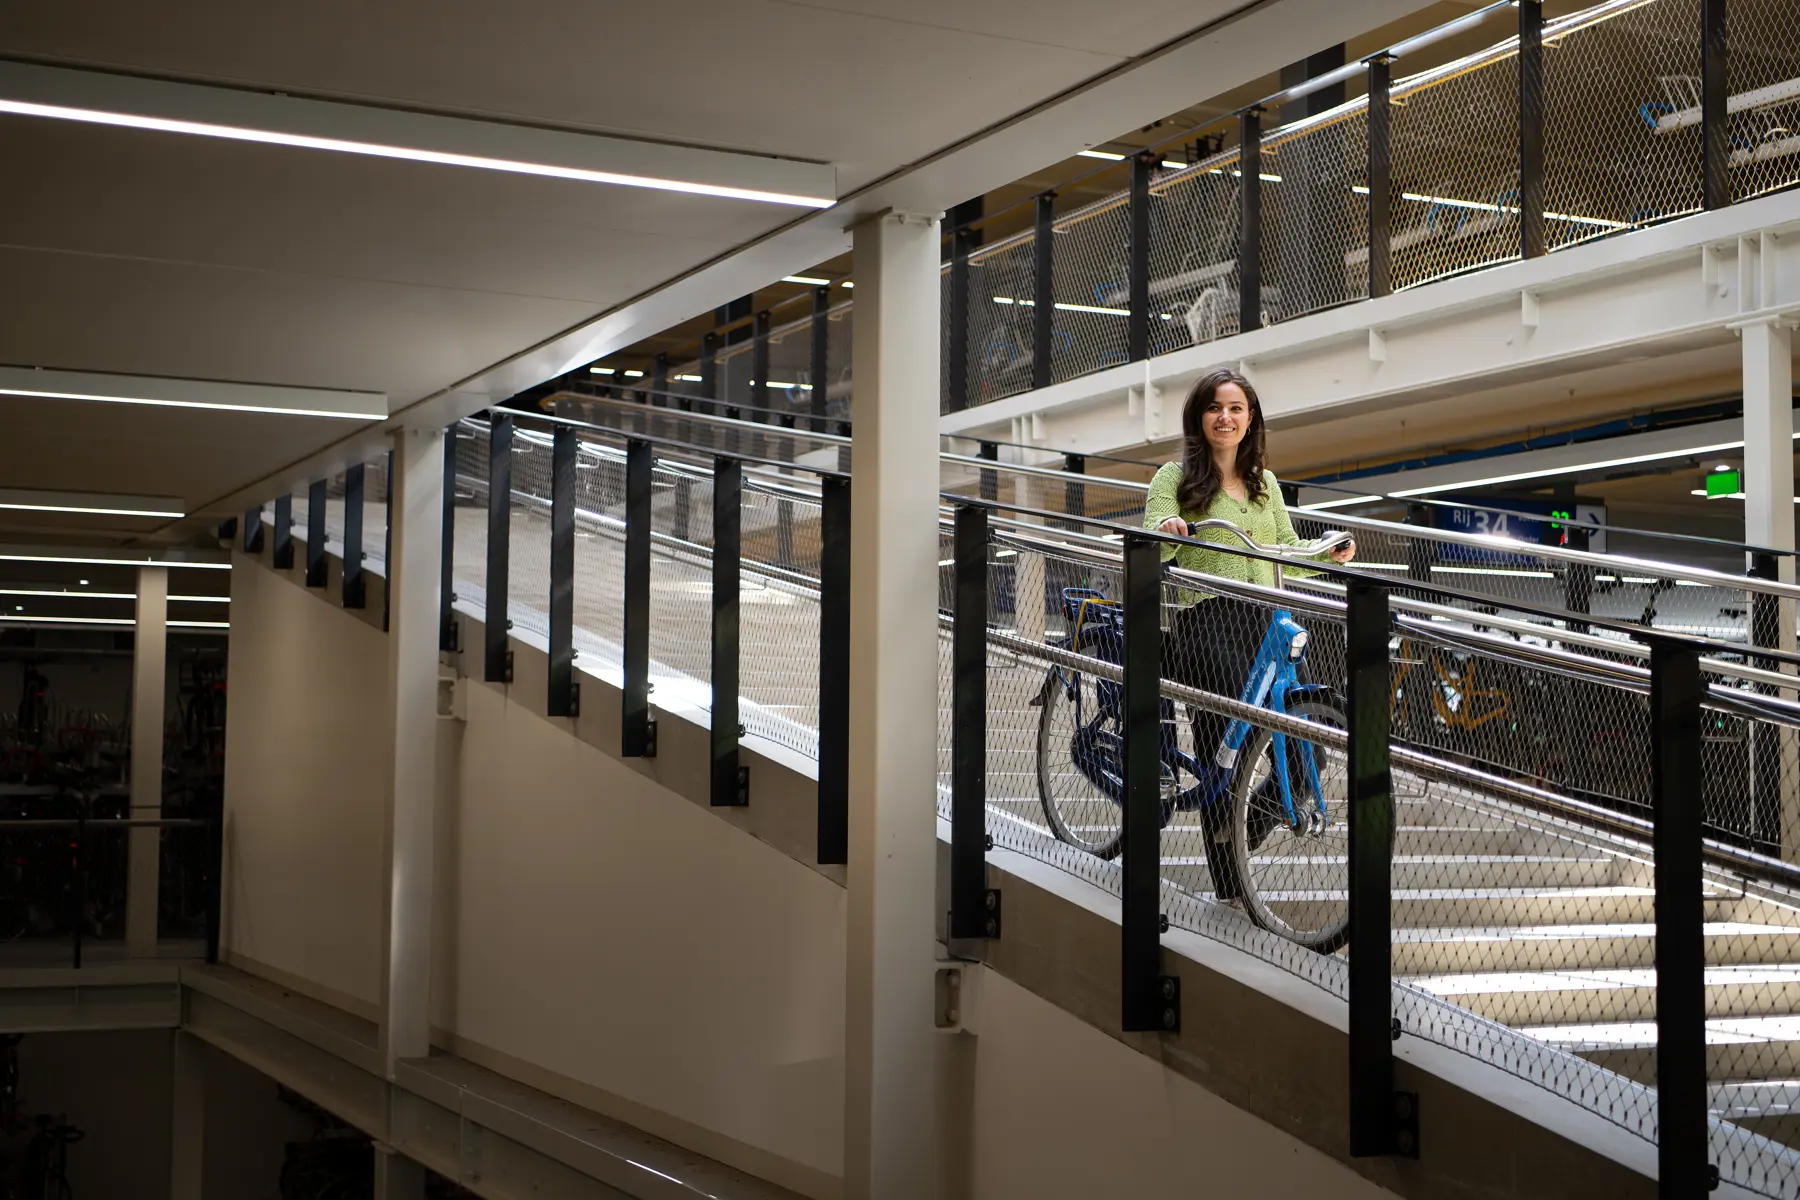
left=634, top=0, right=1790, bottom=420
left=388, top=411, right=1800, bottom=1194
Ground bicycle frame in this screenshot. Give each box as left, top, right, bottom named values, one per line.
left=1054, top=596, right=1330, bottom=829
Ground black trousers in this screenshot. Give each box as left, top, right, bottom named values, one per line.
left=1162, top=597, right=1272, bottom=766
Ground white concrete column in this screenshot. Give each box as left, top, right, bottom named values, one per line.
left=1743, top=318, right=1796, bottom=580
left=845, top=210, right=942, bottom=1200
left=169, top=1030, right=205, bottom=1199
left=380, top=425, right=444, bottom=1080
left=126, top=565, right=169, bottom=955
left=1743, top=318, right=1800, bottom=858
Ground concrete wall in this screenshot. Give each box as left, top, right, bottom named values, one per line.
left=15, top=1029, right=173, bottom=1200
left=967, top=969, right=1395, bottom=1199
left=221, top=552, right=387, bottom=1015
left=219, top=555, right=1409, bottom=1200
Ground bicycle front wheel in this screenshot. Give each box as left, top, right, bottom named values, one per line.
left=1036, top=667, right=1125, bottom=860
left=1227, top=699, right=1360, bottom=954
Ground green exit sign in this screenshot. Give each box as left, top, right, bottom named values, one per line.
left=1706, top=468, right=1742, bottom=498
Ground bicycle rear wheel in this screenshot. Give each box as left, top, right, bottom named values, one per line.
left=1226, top=700, right=1360, bottom=954
left=1036, top=667, right=1126, bottom=860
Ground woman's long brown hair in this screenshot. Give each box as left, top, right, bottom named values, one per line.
left=1175, top=368, right=1269, bottom=513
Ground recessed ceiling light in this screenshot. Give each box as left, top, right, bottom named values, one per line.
left=79, top=579, right=89, bottom=585
left=0, top=61, right=837, bottom=210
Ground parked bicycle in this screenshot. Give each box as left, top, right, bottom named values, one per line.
left=1035, top=524, right=1366, bottom=953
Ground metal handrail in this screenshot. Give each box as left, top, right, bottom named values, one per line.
left=560, top=391, right=1800, bottom=604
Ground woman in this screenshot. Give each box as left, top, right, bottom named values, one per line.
left=1143, top=367, right=1355, bottom=773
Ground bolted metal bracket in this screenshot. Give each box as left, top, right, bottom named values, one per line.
left=1392, top=1091, right=1420, bottom=1159
left=983, top=888, right=1002, bottom=939
left=735, top=765, right=749, bottom=805
left=567, top=682, right=581, bottom=719
left=502, top=650, right=514, bottom=684
left=934, top=965, right=966, bottom=1031
left=1157, top=974, right=1181, bottom=1033
left=643, top=718, right=658, bottom=758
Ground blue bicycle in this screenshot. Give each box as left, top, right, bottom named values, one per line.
left=1034, top=525, right=1361, bottom=952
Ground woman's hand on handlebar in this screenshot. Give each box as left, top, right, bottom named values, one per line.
left=1329, top=538, right=1356, bottom=564
left=1155, top=516, right=1188, bottom=537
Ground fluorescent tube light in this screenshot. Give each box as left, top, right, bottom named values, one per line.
left=841, top=281, right=853, bottom=289
left=675, top=375, right=704, bottom=383
left=0, top=589, right=227, bottom=602
left=0, top=366, right=386, bottom=421
left=783, top=276, right=831, bottom=285
left=588, top=367, right=615, bottom=375
left=992, top=297, right=1130, bottom=317
left=1078, top=150, right=1126, bottom=161
left=0, top=488, right=183, bottom=518
left=0, top=614, right=228, bottom=628
left=0, top=553, right=229, bottom=570
left=623, top=370, right=645, bottom=378
left=0, top=62, right=836, bottom=209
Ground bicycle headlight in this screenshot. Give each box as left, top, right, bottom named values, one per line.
left=1288, top=630, right=1310, bottom=661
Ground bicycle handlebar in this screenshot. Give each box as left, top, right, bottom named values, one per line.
left=1184, top=519, right=1354, bottom=560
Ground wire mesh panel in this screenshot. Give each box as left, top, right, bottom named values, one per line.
left=1388, top=44, right=1523, bottom=289
left=824, top=302, right=853, bottom=422
left=1264, top=106, right=1371, bottom=322
left=1142, top=157, right=1243, bottom=354
left=569, top=439, right=627, bottom=676
left=967, top=232, right=1039, bottom=406
left=451, top=420, right=490, bottom=619
left=1728, top=0, right=1800, bottom=203
left=1050, top=195, right=1134, bottom=382
left=505, top=431, right=554, bottom=641
left=646, top=461, right=715, bottom=706
left=736, top=486, right=823, bottom=758
left=1544, top=0, right=1703, bottom=248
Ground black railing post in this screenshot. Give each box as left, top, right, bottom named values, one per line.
left=1749, top=552, right=1782, bottom=854
left=1239, top=108, right=1265, bottom=334
left=701, top=331, right=721, bottom=449
left=1121, top=535, right=1177, bottom=1032
left=651, top=353, right=669, bottom=410
left=342, top=464, right=366, bottom=609
left=1347, top=581, right=1412, bottom=1158
left=978, top=441, right=999, bottom=503
left=204, top=814, right=223, bottom=965
left=1702, top=0, right=1729, bottom=211
left=817, top=476, right=852, bottom=863
left=621, top=440, right=654, bottom=758
left=951, top=505, right=997, bottom=941
left=1404, top=502, right=1433, bottom=585
left=753, top=308, right=772, bottom=457
left=949, top=224, right=973, bottom=411
left=711, top=457, right=746, bottom=806
left=440, top=428, right=459, bottom=653
left=1649, top=637, right=1710, bottom=1196
left=70, top=813, right=85, bottom=970
left=1368, top=56, right=1394, bottom=299
left=242, top=507, right=265, bottom=555
left=1129, top=154, right=1153, bottom=362
left=1063, top=453, right=1087, bottom=531
left=547, top=426, right=579, bottom=718
left=485, top=413, right=514, bottom=684
left=810, top=287, right=831, bottom=432
left=382, top=450, right=394, bottom=632
left=1519, top=0, right=1546, bottom=260
left=305, top=480, right=327, bottom=588
left=273, top=494, right=294, bottom=569
left=1033, top=192, right=1056, bottom=389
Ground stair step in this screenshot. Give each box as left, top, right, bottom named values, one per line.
left=1407, top=965, right=1800, bottom=1025
left=1265, top=886, right=1738, bottom=930
left=1390, top=923, right=1800, bottom=975
left=1527, top=1017, right=1800, bottom=1085
left=1162, top=854, right=1625, bottom=894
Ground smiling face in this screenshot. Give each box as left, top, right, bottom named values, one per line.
left=1201, top=381, right=1252, bottom=455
